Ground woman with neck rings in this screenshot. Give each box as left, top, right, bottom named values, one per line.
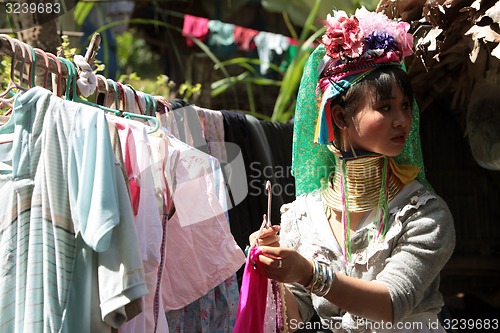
left=249, top=7, right=455, bottom=333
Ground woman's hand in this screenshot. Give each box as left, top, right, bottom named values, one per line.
left=256, top=246, right=313, bottom=287
left=248, top=224, right=281, bottom=247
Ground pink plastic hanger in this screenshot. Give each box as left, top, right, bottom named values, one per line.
left=0, top=35, right=28, bottom=99
left=45, top=52, right=62, bottom=97
left=34, top=48, right=50, bottom=88
left=20, top=42, right=34, bottom=89
left=0, top=36, right=28, bottom=114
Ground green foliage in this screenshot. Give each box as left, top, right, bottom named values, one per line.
left=261, top=0, right=380, bottom=24
left=115, top=30, right=161, bottom=79
left=0, top=57, right=12, bottom=115
left=118, top=72, right=201, bottom=104
left=73, top=2, right=95, bottom=29
left=115, top=30, right=202, bottom=103
left=57, top=35, right=78, bottom=60
left=4, top=0, right=382, bottom=121
left=0, top=57, right=10, bottom=89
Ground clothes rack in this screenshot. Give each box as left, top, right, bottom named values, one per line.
left=1, top=32, right=248, bottom=333
left=1, top=31, right=296, bottom=333
left=0, top=33, right=161, bottom=115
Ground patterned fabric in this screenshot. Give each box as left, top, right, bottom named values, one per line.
left=280, top=181, right=455, bottom=332
left=193, top=106, right=227, bottom=162
left=165, top=275, right=240, bottom=333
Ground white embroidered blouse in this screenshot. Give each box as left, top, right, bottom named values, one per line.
left=280, top=181, right=456, bottom=332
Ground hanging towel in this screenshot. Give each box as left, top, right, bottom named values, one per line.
left=253, top=31, right=290, bottom=75
left=182, top=14, right=210, bottom=47
left=193, top=105, right=227, bottom=162
left=234, top=26, right=259, bottom=52
left=207, top=20, right=237, bottom=58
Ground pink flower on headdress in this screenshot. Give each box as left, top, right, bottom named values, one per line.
left=322, top=13, right=364, bottom=61
left=395, top=22, right=414, bottom=57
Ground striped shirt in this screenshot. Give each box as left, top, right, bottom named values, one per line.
left=0, top=87, right=147, bottom=332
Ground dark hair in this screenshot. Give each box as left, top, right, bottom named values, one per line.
left=330, top=66, right=414, bottom=140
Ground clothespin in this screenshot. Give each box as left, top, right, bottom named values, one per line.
left=84, top=33, right=101, bottom=69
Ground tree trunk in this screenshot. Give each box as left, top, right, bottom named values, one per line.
left=11, top=2, right=61, bottom=54
left=10, top=1, right=61, bottom=87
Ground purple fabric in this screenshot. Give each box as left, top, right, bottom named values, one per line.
left=233, top=247, right=268, bottom=333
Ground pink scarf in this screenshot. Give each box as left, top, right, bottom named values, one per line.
left=233, top=247, right=268, bottom=333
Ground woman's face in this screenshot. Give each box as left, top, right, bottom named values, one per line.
left=344, top=85, right=412, bottom=157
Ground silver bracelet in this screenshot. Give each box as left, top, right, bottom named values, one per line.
left=315, top=263, right=334, bottom=297
left=305, top=259, right=335, bottom=297
left=305, top=259, right=319, bottom=292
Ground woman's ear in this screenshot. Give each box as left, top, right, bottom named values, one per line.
left=331, top=103, right=348, bottom=129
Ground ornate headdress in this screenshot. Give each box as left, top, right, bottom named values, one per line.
left=292, top=7, right=427, bottom=196
left=292, top=8, right=429, bottom=261
left=315, top=7, right=414, bottom=144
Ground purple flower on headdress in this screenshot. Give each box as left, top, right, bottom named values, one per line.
left=364, top=31, right=398, bottom=53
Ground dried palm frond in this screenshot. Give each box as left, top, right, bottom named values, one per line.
left=377, top=0, right=500, bottom=125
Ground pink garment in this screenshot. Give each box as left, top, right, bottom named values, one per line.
left=234, top=247, right=268, bottom=333
left=111, top=117, right=166, bottom=333
left=193, top=106, right=227, bottom=162
left=233, top=26, right=259, bottom=51
left=114, top=120, right=141, bottom=215
left=161, top=133, right=245, bottom=310
left=182, top=14, right=210, bottom=46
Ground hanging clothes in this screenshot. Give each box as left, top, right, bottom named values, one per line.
left=111, top=117, right=166, bottom=333
left=193, top=105, right=227, bottom=162
left=219, top=110, right=263, bottom=253
left=257, top=118, right=295, bottom=222
left=0, top=37, right=253, bottom=332
left=161, top=104, right=244, bottom=332
left=171, top=104, right=208, bottom=153
left=160, top=131, right=245, bottom=310
left=233, top=25, right=259, bottom=52
left=182, top=14, right=210, bottom=47
left=0, top=87, right=147, bottom=332
left=207, top=20, right=237, bottom=59
left=253, top=31, right=290, bottom=75
left=245, top=114, right=281, bottom=222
